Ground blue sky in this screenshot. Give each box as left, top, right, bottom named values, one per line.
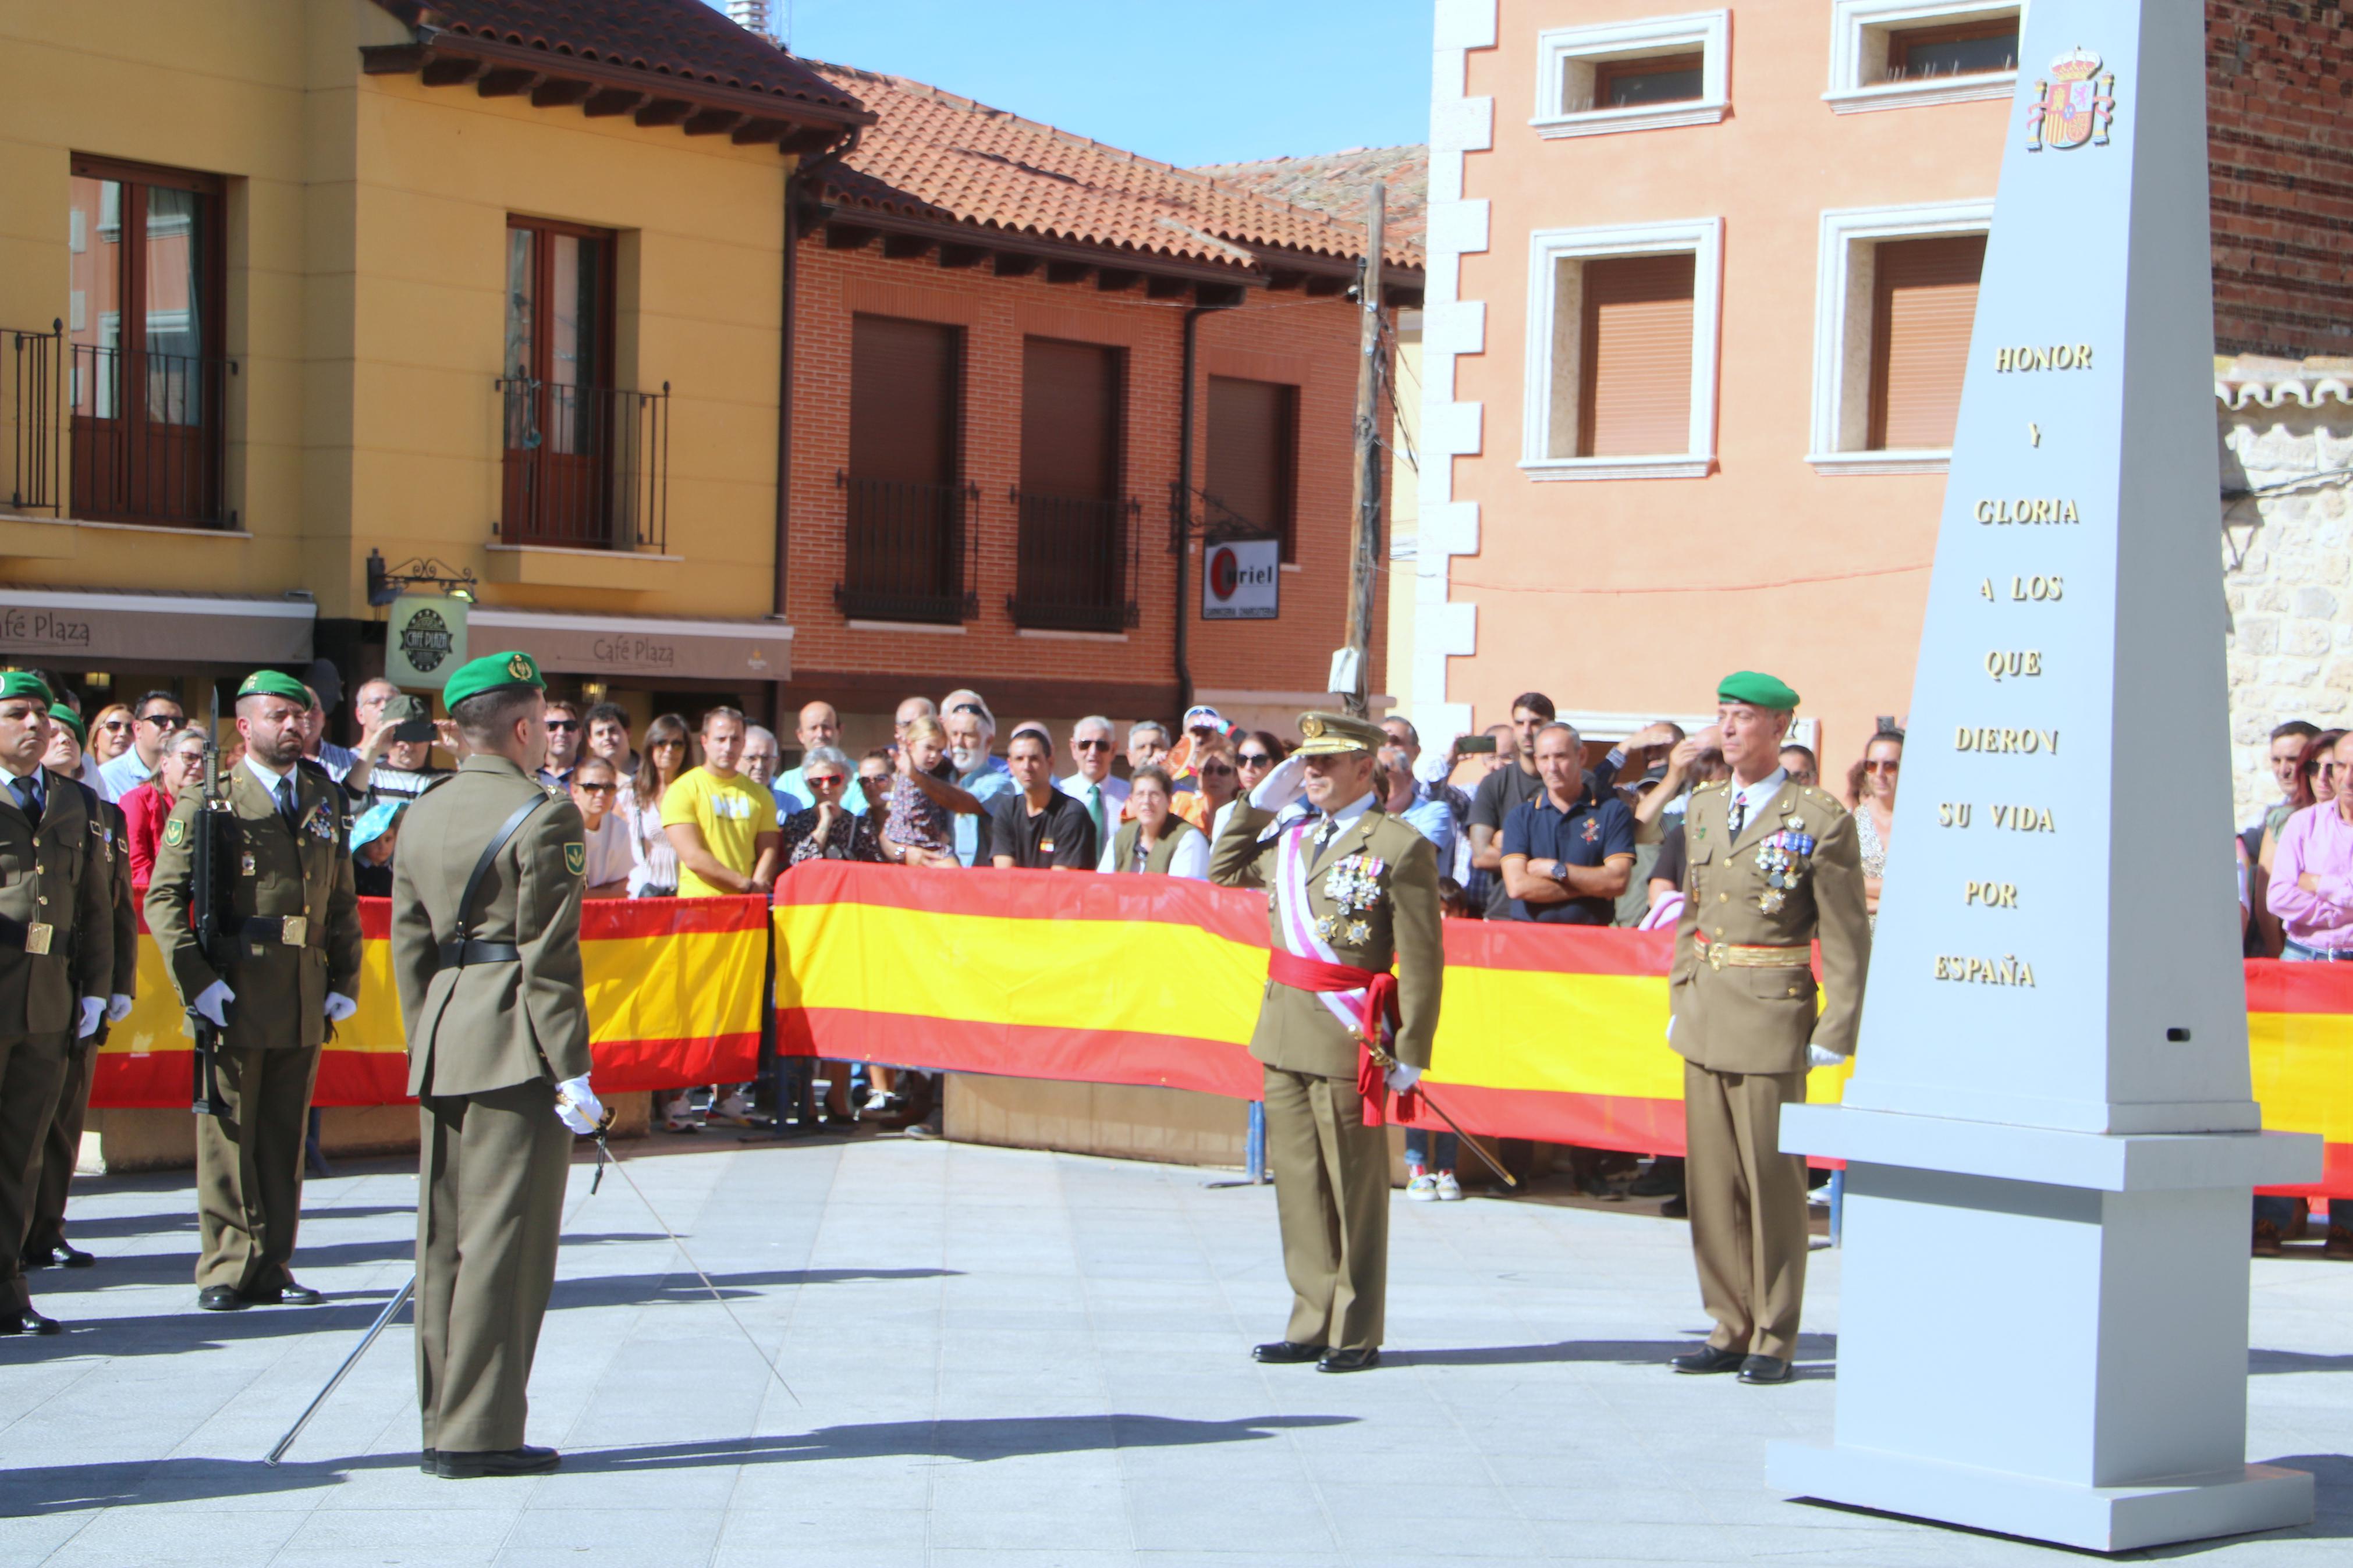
left=709, top=0, right=1435, bottom=167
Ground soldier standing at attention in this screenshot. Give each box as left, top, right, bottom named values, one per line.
left=1211, top=710, right=1442, bottom=1374
left=146, top=670, right=362, bottom=1313
left=24, top=702, right=137, bottom=1271
left=390, top=652, right=602, bottom=1480
left=0, top=674, right=112, bottom=1333
left=1667, top=673, right=1868, bottom=1385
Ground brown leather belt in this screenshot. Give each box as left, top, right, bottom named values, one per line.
left=1697, top=938, right=1811, bottom=972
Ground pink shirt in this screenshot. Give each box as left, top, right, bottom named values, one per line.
left=2267, top=802, right=2353, bottom=951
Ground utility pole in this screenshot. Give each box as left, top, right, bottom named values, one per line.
left=1336, top=184, right=1385, bottom=719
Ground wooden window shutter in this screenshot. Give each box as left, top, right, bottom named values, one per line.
left=1020, top=337, right=1121, bottom=500
left=1578, top=253, right=1696, bottom=458
left=1206, top=375, right=1297, bottom=559
left=850, top=315, right=959, bottom=484
left=1869, top=234, right=1985, bottom=450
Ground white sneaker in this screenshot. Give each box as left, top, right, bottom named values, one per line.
left=1435, top=1171, right=1464, bottom=1202
left=860, top=1092, right=902, bottom=1119
left=1406, top=1167, right=1437, bottom=1201
left=711, top=1090, right=755, bottom=1124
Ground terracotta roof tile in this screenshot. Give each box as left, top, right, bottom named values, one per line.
left=1189, top=145, right=1428, bottom=259
left=386, top=0, right=864, bottom=113
left=809, top=64, right=1419, bottom=277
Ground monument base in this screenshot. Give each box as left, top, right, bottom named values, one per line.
left=1769, top=1445, right=2313, bottom=1553
left=1777, top=1105, right=2322, bottom=1552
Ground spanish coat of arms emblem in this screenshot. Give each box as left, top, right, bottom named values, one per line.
left=2026, top=47, right=2116, bottom=152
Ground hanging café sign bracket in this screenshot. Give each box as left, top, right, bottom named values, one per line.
left=366, top=549, right=478, bottom=608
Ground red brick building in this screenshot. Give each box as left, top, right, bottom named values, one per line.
left=777, top=66, right=1424, bottom=750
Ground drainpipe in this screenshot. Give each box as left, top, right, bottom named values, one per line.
left=1173, top=298, right=1236, bottom=719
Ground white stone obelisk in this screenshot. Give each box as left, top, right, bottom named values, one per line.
left=1770, top=0, right=2323, bottom=1551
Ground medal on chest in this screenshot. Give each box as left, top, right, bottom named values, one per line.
left=1753, top=820, right=1816, bottom=915
left=1315, top=854, right=1385, bottom=946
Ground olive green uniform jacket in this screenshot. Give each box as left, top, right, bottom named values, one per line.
left=1106, top=816, right=1202, bottom=876
left=144, top=763, right=363, bottom=1048
left=1, top=768, right=113, bottom=1032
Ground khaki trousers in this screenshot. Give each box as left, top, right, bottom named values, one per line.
left=194, top=1044, right=321, bottom=1293
left=26, top=1037, right=95, bottom=1253
left=416, top=1079, right=570, bottom=1454
left=1683, top=1059, right=1809, bottom=1360
left=1263, top=1064, right=1389, bottom=1353
left=0, top=1032, right=69, bottom=1313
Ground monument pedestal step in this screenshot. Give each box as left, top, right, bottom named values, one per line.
left=1769, top=1445, right=2313, bottom=1553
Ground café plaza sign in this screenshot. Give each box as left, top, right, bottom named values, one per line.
left=460, top=607, right=793, bottom=685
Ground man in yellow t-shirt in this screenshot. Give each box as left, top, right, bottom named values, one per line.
left=659, top=706, right=783, bottom=899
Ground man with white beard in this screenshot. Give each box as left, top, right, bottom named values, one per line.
left=940, top=688, right=1017, bottom=868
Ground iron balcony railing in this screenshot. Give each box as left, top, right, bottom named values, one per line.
left=496, top=377, right=669, bottom=552
left=3, top=321, right=62, bottom=515
left=834, top=471, right=979, bottom=624
left=1006, top=488, right=1141, bottom=634
left=69, top=339, right=239, bottom=528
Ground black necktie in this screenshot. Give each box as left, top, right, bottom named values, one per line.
left=1315, top=813, right=1340, bottom=852
left=274, top=774, right=298, bottom=828
left=8, top=773, right=37, bottom=825
left=1728, top=796, right=1747, bottom=838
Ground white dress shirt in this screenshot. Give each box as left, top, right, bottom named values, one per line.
left=1724, top=767, right=1788, bottom=835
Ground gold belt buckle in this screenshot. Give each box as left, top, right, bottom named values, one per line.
left=23, top=922, right=52, bottom=957
left=281, top=916, right=308, bottom=947
left=1706, top=943, right=1724, bottom=972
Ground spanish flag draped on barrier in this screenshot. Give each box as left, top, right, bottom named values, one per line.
left=92, top=895, right=766, bottom=1107
left=94, top=863, right=2353, bottom=1199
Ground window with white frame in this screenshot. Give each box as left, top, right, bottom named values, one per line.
left=1521, top=219, right=1721, bottom=481
left=1826, top=1, right=2021, bottom=112
left=1807, top=202, right=1993, bottom=474
left=1531, top=10, right=1730, bottom=138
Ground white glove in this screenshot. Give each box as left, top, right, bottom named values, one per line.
left=193, top=980, right=235, bottom=1029
left=76, top=996, right=105, bottom=1039
left=323, top=992, right=358, bottom=1026
left=105, top=993, right=134, bottom=1024
left=1808, top=1044, right=1847, bottom=1069
left=555, top=1073, right=604, bottom=1135
left=1250, top=752, right=1310, bottom=812
left=1385, top=1062, right=1422, bottom=1094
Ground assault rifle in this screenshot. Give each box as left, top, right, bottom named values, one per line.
left=189, top=684, right=228, bottom=1117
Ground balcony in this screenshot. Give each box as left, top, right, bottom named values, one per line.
left=2, top=322, right=60, bottom=517
left=834, top=472, right=978, bottom=624
left=1, top=324, right=238, bottom=530
left=497, top=378, right=669, bottom=552
left=1006, top=489, right=1141, bottom=635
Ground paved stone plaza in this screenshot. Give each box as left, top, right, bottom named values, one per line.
left=2, top=1133, right=2348, bottom=1566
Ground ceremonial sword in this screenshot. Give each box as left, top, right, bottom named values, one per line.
left=1366, top=1041, right=1519, bottom=1190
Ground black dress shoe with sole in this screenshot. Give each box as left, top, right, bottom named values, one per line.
left=434, top=1446, right=561, bottom=1479
left=1670, top=1344, right=1746, bottom=1374
left=244, top=1280, right=324, bottom=1306
left=19, top=1246, right=53, bottom=1270
left=197, top=1285, right=247, bottom=1311
left=1316, top=1347, right=1380, bottom=1374
left=0, top=1310, right=62, bottom=1335
left=55, top=1243, right=94, bottom=1269
left=1738, top=1354, right=1792, bottom=1384
left=1251, top=1341, right=1328, bottom=1364
left=420, top=1450, right=436, bottom=1474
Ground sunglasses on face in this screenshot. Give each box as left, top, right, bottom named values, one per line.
left=546, top=719, right=579, bottom=731
left=859, top=773, right=889, bottom=788
left=98, top=719, right=133, bottom=731
left=1864, top=760, right=1900, bottom=774
left=140, top=713, right=182, bottom=727
left=805, top=772, right=847, bottom=788
left=1238, top=752, right=1272, bottom=767
left=652, top=739, right=686, bottom=751
left=1074, top=738, right=1112, bottom=752
left=574, top=781, right=616, bottom=794
left=1198, top=763, right=1235, bottom=777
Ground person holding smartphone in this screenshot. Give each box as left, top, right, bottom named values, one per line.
left=355, top=694, right=452, bottom=806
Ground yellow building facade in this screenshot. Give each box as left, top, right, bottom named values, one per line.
left=0, top=0, right=863, bottom=713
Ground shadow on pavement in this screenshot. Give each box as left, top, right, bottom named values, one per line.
left=550, top=1266, right=962, bottom=1309
left=2251, top=1349, right=2353, bottom=1375
left=24, top=1232, right=668, bottom=1295
left=1387, top=1334, right=1837, bottom=1371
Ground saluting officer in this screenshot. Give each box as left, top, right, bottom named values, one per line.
left=1667, top=672, right=1869, bottom=1385
left=25, top=702, right=137, bottom=1271
left=0, top=673, right=112, bottom=1334
left=390, top=652, right=601, bottom=1480
left=145, top=669, right=363, bottom=1313
left=1211, top=710, right=1443, bottom=1374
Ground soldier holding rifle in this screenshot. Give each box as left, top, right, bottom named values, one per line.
left=0, top=673, right=112, bottom=1333
left=147, top=670, right=361, bottom=1313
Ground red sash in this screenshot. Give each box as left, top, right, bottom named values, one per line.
left=1264, top=949, right=1414, bottom=1126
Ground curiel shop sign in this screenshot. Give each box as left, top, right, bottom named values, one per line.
left=0, top=607, right=93, bottom=651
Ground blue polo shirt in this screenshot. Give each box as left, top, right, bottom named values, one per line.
left=1500, top=785, right=1637, bottom=925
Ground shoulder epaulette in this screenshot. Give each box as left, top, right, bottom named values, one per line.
left=1693, top=780, right=1729, bottom=795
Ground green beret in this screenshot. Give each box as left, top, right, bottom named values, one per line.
left=236, top=669, right=310, bottom=705
left=1293, top=709, right=1386, bottom=757
left=0, top=670, right=54, bottom=705
left=1716, top=670, right=1800, bottom=712
left=444, top=650, right=545, bottom=709
left=46, top=703, right=85, bottom=746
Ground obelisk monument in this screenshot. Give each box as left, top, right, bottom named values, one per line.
left=1770, top=0, right=2322, bottom=1551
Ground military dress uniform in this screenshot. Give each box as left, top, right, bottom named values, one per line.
left=145, top=677, right=362, bottom=1309
left=26, top=768, right=136, bottom=1268
left=1211, top=712, right=1443, bottom=1370
left=0, top=677, right=114, bottom=1334
left=1669, top=673, right=1869, bottom=1381
left=389, top=651, right=595, bottom=1477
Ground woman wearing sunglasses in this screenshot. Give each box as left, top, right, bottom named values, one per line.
left=1852, top=727, right=1903, bottom=927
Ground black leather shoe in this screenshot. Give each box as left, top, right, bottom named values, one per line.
left=1316, top=1347, right=1380, bottom=1374
left=19, top=1246, right=56, bottom=1270
left=1670, top=1344, right=1746, bottom=1374
left=55, top=1242, right=94, bottom=1269
left=244, top=1279, right=324, bottom=1306
left=0, top=1309, right=61, bottom=1335
left=197, top=1285, right=248, bottom=1312
left=1738, top=1354, right=1793, bottom=1384
left=420, top=1450, right=436, bottom=1474
left=1251, top=1341, right=1327, bottom=1364
left=434, top=1446, right=561, bottom=1479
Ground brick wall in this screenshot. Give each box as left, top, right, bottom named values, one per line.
left=2208, top=0, right=2353, bottom=358
left=783, top=235, right=1385, bottom=737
